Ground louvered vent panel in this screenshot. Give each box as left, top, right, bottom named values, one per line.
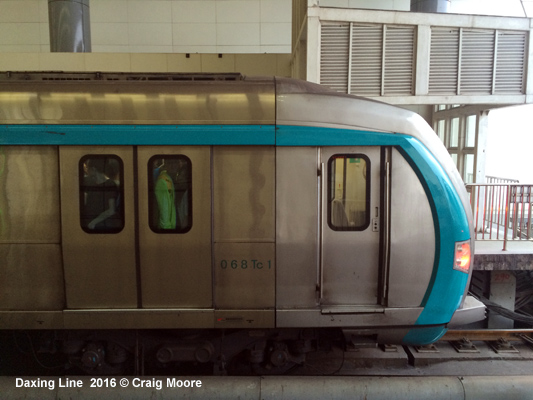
left=494, top=31, right=526, bottom=94
left=460, top=30, right=495, bottom=94
left=383, top=26, right=415, bottom=95
left=429, top=27, right=459, bottom=94
left=350, top=24, right=383, bottom=96
left=320, top=23, right=350, bottom=93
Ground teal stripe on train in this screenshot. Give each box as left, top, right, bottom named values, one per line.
left=276, top=125, right=470, bottom=344
left=398, top=137, right=470, bottom=344
left=0, top=124, right=276, bottom=145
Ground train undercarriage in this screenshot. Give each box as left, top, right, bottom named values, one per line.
left=5, top=328, right=344, bottom=376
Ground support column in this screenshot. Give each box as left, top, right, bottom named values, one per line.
left=488, top=271, right=516, bottom=329
left=48, top=0, right=91, bottom=52
left=306, top=6, right=320, bottom=84
left=474, top=110, right=489, bottom=184
left=471, top=110, right=489, bottom=235
left=411, top=0, right=451, bottom=13
left=526, top=27, right=533, bottom=103
left=415, top=25, right=431, bottom=96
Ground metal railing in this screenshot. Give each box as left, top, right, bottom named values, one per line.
left=485, top=175, right=520, bottom=184
left=467, top=183, right=533, bottom=250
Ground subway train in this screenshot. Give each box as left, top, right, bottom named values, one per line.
left=0, top=71, right=484, bottom=374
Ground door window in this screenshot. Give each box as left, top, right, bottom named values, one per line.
left=328, top=154, right=370, bottom=231
left=79, top=155, right=124, bottom=233
left=148, top=155, right=192, bottom=233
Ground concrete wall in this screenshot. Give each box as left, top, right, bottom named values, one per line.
left=0, top=52, right=291, bottom=75
left=0, top=0, right=291, bottom=54
left=313, top=0, right=410, bottom=10
left=0, top=0, right=292, bottom=75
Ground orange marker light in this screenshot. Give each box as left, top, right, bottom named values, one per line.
left=454, top=241, right=471, bottom=273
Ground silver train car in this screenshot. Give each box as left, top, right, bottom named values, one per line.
left=0, top=72, right=484, bottom=374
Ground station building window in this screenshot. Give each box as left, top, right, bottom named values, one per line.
left=148, top=155, right=192, bottom=233
left=434, top=106, right=477, bottom=184
left=79, top=155, right=124, bottom=233
left=328, top=154, right=370, bottom=231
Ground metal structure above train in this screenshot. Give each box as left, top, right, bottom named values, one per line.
left=298, top=8, right=533, bottom=105
left=0, top=71, right=244, bottom=81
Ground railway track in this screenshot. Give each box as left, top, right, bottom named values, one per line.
left=288, top=328, right=533, bottom=377
left=442, top=329, right=533, bottom=342
left=437, top=329, right=533, bottom=355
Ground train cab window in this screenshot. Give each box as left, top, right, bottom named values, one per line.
left=79, top=155, right=124, bottom=233
left=328, top=154, right=370, bottom=231
left=148, top=155, right=192, bottom=233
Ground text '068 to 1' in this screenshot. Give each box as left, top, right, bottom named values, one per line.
left=219, top=259, right=272, bottom=270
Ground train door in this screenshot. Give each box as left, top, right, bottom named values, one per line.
left=137, top=146, right=212, bottom=308
left=320, top=147, right=382, bottom=307
left=60, top=146, right=137, bottom=308
left=60, top=146, right=212, bottom=309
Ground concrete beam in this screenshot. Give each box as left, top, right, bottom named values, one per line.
left=308, top=7, right=531, bottom=31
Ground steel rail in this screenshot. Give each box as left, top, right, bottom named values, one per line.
left=442, top=329, right=533, bottom=341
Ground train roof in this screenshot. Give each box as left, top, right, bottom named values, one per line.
left=0, top=72, right=275, bottom=126
left=0, top=71, right=427, bottom=136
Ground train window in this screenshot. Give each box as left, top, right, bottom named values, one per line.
left=79, top=155, right=124, bottom=234
left=148, top=155, right=192, bottom=234
left=328, top=154, right=370, bottom=231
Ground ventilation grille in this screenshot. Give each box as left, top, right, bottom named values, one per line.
left=429, top=28, right=459, bottom=94
left=495, top=31, right=527, bottom=94
left=321, top=22, right=415, bottom=96
left=320, top=23, right=350, bottom=93
left=429, top=27, right=527, bottom=95
left=383, top=26, right=415, bottom=95
left=320, top=21, right=528, bottom=97
left=461, top=29, right=494, bottom=94
left=350, top=24, right=383, bottom=96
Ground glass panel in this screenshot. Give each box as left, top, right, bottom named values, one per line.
left=436, top=119, right=445, bottom=142
left=148, top=155, right=192, bottom=233
left=464, top=154, right=474, bottom=183
left=328, top=154, right=369, bottom=231
left=465, top=115, right=476, bottom=148
left=79, top=156, right=124, bottom=233
left=451, top=153, right=458, bottom=167
left=450, top=117, right=459, bottom=147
